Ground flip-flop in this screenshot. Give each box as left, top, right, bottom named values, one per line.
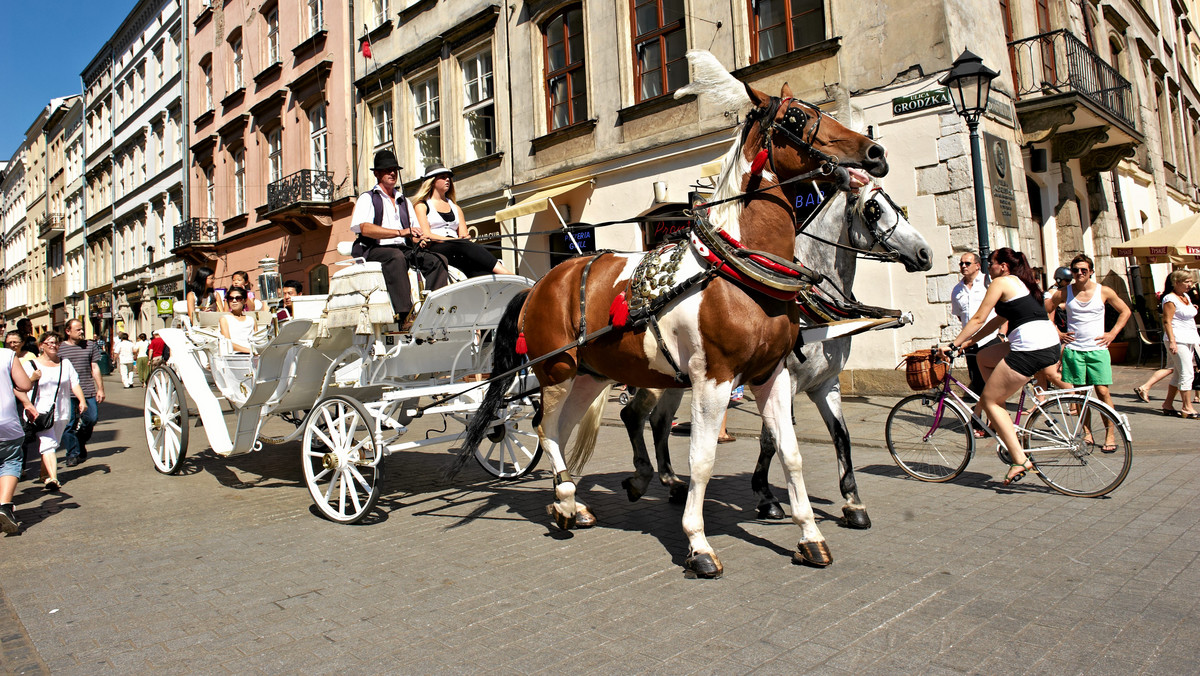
left=1160, top=409, right=1183, bottom=417
left=1101, top=444, right=1118, bottom=453
left=1184, top=412, right=1200, bottom=420
left=717, top=434, right=737, bottom=444
left=1134, top=387, right=1151, bottom=403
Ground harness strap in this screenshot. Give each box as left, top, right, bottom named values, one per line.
left=647, top=315, right=690, bottom=384
left=578, top=253, right=605, bottom=339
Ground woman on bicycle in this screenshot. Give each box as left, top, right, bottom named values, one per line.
left=944, top=248, right=1061, bottom=485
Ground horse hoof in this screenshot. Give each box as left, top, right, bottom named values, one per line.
left=757, top=502, right=786, bottom=520
left=842, top=506, right=872, bottom=529
left=621, top=477, right=645, bottom=502
left=684, top=553, right=723, bottom=578
left=793, top=540, right=833, bottom=567
left=575, top=505, right=597, bottom=528
left=667, top=483, right=688, bottom=505
left=546, top=504, right=576, bottom=530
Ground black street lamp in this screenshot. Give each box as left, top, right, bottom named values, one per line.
left=941, top=49, right=1000, bottom=263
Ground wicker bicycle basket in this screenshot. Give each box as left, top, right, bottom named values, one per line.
left=900, top=349, right=948, bottom=391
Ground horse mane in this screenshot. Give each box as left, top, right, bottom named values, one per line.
left=848, top=181, right=878, bottom=216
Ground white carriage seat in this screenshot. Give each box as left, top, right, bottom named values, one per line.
left=331, top=241, right=467, bottom=333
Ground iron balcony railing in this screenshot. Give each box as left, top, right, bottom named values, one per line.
left=1008, top=29, right=1136, bottom=130
left=267, top=169, right=334, bottom=212
left=37, top=213, right=64, bottom=239
left=174, top=218, right=218, bottom=248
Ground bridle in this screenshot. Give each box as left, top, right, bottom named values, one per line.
left=749, top=96, right=842, bottom=178
left=795, top=184, right=905, bottom=263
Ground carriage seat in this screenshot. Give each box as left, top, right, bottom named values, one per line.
left=331, top=241, right=466, bottom=333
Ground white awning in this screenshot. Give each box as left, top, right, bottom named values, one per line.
left=699, top=160, right=723, bottom=178
left=494, top=178, right=593, bottom=222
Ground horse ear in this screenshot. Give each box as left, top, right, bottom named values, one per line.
left=780, top=82, right=794, bottom=98
left=745, top=83, right=771, bottom=108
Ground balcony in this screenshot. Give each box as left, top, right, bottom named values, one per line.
left=261, top=169, right=336, bottom=231
left=1008, top=29, right=1143, bottom=173
left=37, top=213, right=64, bottom=240
left=172, top=217, right=218, bottom=263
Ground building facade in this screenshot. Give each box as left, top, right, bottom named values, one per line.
left=83, top=44, right=116, bottom=342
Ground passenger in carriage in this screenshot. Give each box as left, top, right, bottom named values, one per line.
left=230, top=270, right=264, bottom=311
left=278, top=280, right=302, bottom=319
left=219, top=290, right=257, bottom=354
left=413, top=164, right=512, bottom=277
left=351, top=150, right=450, bottom=328
left=186, top=265, right=225, bottom=322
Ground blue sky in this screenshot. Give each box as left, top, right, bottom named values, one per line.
left=0, top=0, right=137, bottom=161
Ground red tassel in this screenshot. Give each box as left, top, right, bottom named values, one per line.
left=515, top=332, right=527, bottom=355
left=750, top=149, right=769, bottom=175
left=609, top=292, right=630, bottom=328
left=361, top=40, right=372, bottom=58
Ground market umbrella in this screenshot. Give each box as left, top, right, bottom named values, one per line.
left=1112, top=212, right=1200, bottom=267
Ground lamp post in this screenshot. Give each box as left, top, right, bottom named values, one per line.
left=941, top=49, right=1000, bottom=263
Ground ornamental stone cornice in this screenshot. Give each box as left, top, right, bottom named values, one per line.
left=1017, top=105, right=1077, bottom=144
left=1080, top=143, right=1138, bottom=175
left=1051, top=127, right=1111, bottom=162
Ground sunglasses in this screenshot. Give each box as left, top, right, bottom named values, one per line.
left=958, top=261, right=975, bottom=267
left=1071, top=267, right=1091, bottom=274
left=227, top=296, right=246, bottom=302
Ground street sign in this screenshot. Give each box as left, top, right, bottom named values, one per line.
left=892, top=88, right=951, bottom=116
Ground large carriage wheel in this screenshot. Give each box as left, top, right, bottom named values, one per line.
left=303, top=395, right=384, bottom=524
left=145, top=366, right=189, bottom=474
left=472, top=400, right=543, bottom=479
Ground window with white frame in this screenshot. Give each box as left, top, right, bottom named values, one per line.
left=307, top=0, right=324, bottom=37
left=412, top=74, right=441, bottom=168
left=372, top=98, right=393, bottom=148
left=172, top=110, right=182, bottom=161
left=309, top=104, right=328, bottom=171
left=267, top=9, right=280, bottom=63
left=234, top=150, right=246, bottom=214
left=152, top=42, right=164, bottom=90
left=268, top=128, right=283, bottom=183
left=155, top=124, right=165, bottom=173
left=372, top=0, right=389, bottom=26
left=232, top=37, right=243, bottom=90
left=205, top=167, right=215, bottom=217
left=203, top=62, right=213, bottom=110
left=462, top=48, right=495, bottom=160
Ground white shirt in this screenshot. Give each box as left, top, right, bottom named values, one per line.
left=1163, top=293, right=1200, bottom=344
left=0, top=349, right=23, bottom=441
left=351, top=185, right=420, bottom=247
left=118, top=339, right=136, bottom=363
left=423, top=198, right=461, bottom=239
left=950, top=274, right=998, bottom=346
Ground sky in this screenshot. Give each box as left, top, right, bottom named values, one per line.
left=0, top=0, right=137, bottom=161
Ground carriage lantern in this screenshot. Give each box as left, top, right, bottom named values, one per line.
left=940, top=49, right=1000, bottom=262
left=258, top=257, right=282, bottom=305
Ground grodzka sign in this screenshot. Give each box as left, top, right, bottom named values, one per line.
left=892, top=88, right=952, bottom=116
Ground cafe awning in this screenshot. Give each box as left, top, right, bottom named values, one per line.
left=494, top=177, right=593, bottom=222
left=1112, top=212, right=1200, bottom=267
left=699, top=159, right=723, bottom=178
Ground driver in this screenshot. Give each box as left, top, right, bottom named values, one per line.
left=350, top=150, right=449, bottom=329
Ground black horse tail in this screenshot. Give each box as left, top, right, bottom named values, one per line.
left=443, top=288, right=531, bottom=481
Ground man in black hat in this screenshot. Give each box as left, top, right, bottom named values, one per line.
left=350, top=150, right=449, bottom=327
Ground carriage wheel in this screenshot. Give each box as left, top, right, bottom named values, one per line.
left=303, top=395, right=384, bottom=524
left=145, top=367, right=189, bottom=474
left=472, top=400, right=543, bottom=479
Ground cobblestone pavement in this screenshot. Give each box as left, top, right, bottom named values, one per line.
left=2, top=366, right=1199, bottom=674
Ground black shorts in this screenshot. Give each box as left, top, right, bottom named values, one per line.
left=1004, top=344, right=1061, bottom=378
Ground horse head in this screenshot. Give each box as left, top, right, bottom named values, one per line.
left=845, top=182, right=933, bottom=272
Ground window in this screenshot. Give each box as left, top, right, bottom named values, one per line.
left=266, top=9, right=280, bottom=63
left=205, top=167, right=215, bottom=217
left=234, top=150, right=246, bottom=214
left=462, top=49, right=495, bottom=159
left=749, top=0, right=825, bottom=62
left=231, top=37, right=243, bottom=89
left=412, top=75, right=441, bottom=167
left=309, top=104, right=328, bottom=171
left=153, top=42, right=164, bottom=90
left=268, top=128, right=283, bottom=183
left=203, top=62, right=213, bottom=110
left=155, top=124, right=165, bottom=172
left=307, top=0, right=324, bottom=37
left=632, top=0, right=687, bottom=101
left=543, top=5, right=587, bottom=130
left=309, top=264, right=329, bottom=295
left=372, top=98, right=393, bottom=147
left=372, top=0, right=389, bottom=26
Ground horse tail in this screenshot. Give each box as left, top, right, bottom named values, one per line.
left=443, top=289, right=531, bottom=481
left=565, top=383, right=614, bottom=476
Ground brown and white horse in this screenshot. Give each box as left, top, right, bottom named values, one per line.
left=450, top=51, right=888, bottom=577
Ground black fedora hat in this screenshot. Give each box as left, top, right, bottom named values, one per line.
left=372, top=149, right=401, bottom=171
left=422, top=163, right=453, bottom=179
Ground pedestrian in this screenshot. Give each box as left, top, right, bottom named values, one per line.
left=148, top=332, right=167, bottom=371
left=950, top=252, right=999, bottom=397
left=134, top=333, right=150, bottom=386
left=5, top=330, right=36, bottom=363
left=16, top=318, right=38, bottom=359
left=1044, top=254, right=1131, bottom=449
left=115, top=332, right=137, bottom=388
left=1, top=342, right=38, bottom=534
left=186, top=265, right=225, bottom=323
left=943, top=248, right=1061, bottom=485
left=23, top=332, right=88, bottom=491
left=1159, top=270, right=1200, bottom=418
left=413, top=164, right=512, bottom=277
left=58, top=318, right=105, bottom=468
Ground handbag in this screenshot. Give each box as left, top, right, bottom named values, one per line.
left=23, top=363, right=62, bottom=435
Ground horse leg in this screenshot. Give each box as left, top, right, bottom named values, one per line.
left=681, top=379, right=734, bottom=578
left=650, top=388, right=688, bottom=504
left=808, top=376, right=870, bottom=529
left=538, top=375, right=610, bottom=530
left=619, top=387, right=660, bottom=502
left=749, top=363, right=831, bottom=567
left=752, top=426, right=786, bottom=519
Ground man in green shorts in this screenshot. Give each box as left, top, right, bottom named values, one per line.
left=1045, top=254, right=1131, bottom=450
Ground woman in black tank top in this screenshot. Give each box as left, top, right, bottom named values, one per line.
left=413, top=165, right=513, bottom=278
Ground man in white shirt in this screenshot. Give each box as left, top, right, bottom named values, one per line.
left=350, top=150, right=449, bottom=326
left=950, top=252, right=999, bottom=395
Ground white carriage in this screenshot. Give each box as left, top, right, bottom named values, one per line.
left=144, top=257, right=539, bottom=523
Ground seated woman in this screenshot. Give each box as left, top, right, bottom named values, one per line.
left=219, top=289, right=257, bottom=354
left=186, top=265, right=225, bottom=323
left=413, top=164, right=513, bottom=278
left=943, top=247, right=1061, bottom=486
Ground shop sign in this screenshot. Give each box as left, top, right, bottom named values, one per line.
left=892, top=88, right=951, bottom=116
left=155, top=280, right=180, bottom=294
left=983, top=131, right=1018, bottom=231
left=156, top=297, right=175, bottom=316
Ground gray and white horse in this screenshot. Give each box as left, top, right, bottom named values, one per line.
left=618, top=180, right=933, bottom=528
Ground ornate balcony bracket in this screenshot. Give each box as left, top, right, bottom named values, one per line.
left=1051, top=127, right=1111, bottom=163
left=1017, top=105, right=1077, bottom=145
left=1080, top=143, right=1138, bottom=175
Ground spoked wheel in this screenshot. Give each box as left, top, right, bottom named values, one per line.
left=885, top=393, right=975, bottom=482
left=303, top=396, right=384, bottom=523
left=470, top=400, right=543, bottom=479
left=145, top=367, right=189, bottom=474
left=1023, top=395, right=1132, bottom=497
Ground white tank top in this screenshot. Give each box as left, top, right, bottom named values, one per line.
left=1065, top=284, right=1105, bottom=352
left=1163, top=293, right=1200, bottom=344
left=424, top=199, right=460, bottom=239
left=225, top=314, right=255, bottom=349
left=0, top=349, right=24, bottom=441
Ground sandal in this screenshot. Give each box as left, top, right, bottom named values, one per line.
left=1160, top=408, right=1183, bottom=417
left=1003, top=460, right=1033, bottom=486
left=1134, top=386, right=1151, bottom=403
left=717, top=433, right=736, bottom=444
left=1100, top=444, right=1117, bottom=453
left=1184, top=411, right=1200, bottom=420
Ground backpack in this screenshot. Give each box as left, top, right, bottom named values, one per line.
left=352, top=189, right=411, bottom=258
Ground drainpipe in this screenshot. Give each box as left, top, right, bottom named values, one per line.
left=181, top=7, right=191, bottom=309
left=349, top=0, right=359, bottom=191
left=502, top=3, right=518, bottom=273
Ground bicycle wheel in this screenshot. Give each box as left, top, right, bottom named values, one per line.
left=886, top=393, right=975, bottom=482
left=1023, top=394, right=1132, bottom=497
